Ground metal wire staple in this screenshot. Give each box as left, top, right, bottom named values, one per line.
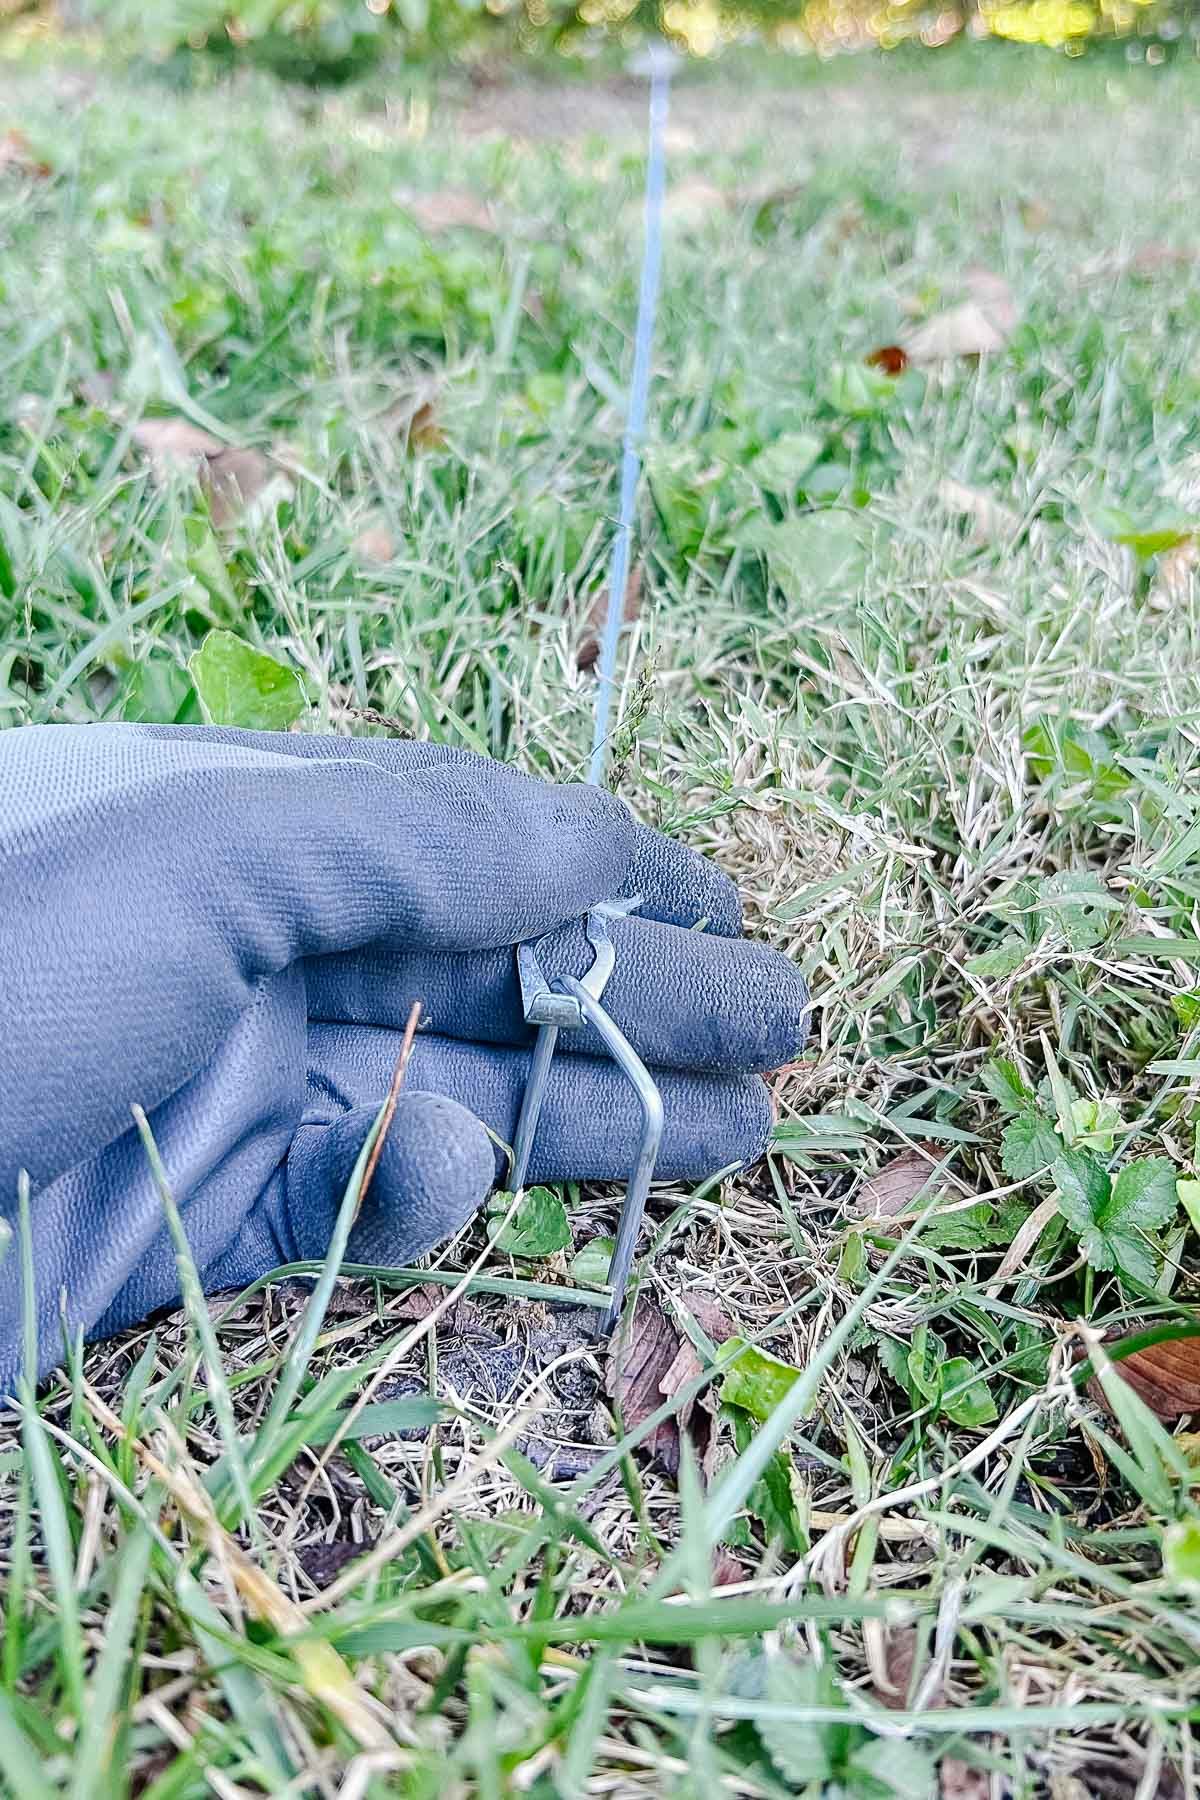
left=510, top=899, right=664, bottom=1335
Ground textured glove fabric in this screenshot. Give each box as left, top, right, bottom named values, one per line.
left=0, top=725, right=808, bottom=1392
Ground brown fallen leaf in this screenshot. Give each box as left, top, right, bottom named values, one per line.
left=202, top=446, right=285, bottom=529
left=397, top=187, right=494, bottom=234
left=1080, top=243, right=1200, bottom=281
left=131, top=416, right=224, bottom=469
left=0, top=127, right=52, bottom=181
left=712, top=1547, right=748, bottom=1587
left=870, top=1624, right=919, bottom=1708
left=131, top=420, right=291, bottom=528
left=904, top=269, right=1016, bottom=364
left=849, top=1143, right=946, bottom=1221
left=939, top=1757, right=990, bottom=1800
left=381, top=387, right=445, bottom=453
left=1152, top=535, right=1199, bottom=606
left=866, top=344, right=909, bottom=376
left=577, top=563, right=642, bottom=672
left=607, top=1292, right=732, bottom=1479
left=1095, top=1331, right=1200, bottom=1422
left=353, top=517, right=396, bottom=564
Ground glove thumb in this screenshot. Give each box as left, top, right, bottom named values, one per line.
left=283, top=1094, right=496, bottom=1268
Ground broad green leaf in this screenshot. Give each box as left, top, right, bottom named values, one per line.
left=1000, top=1112, right=1061, bottom=1179
left=877, top=1334, right=913, bottom=1396
left=1177, top=1177, right=1200, bottom=1238
left=981, top=1057, right=1034, bottom=1115
left=486, top=1186, right=571, bottom=1258
left=1093, top=503, right=1194, bottom=559
left=1070, top=1097, right=1122, bottom=1152
left=122, top=654, right=199, bottom=725
left=1051, top=1147, right=1111, bottom=1245
left=965, top=937, right=1027, bottom=979
left=826, top=360, right=898, bottom=418
left=569, top=1236, right=614, bottom=1287
left=1171, top=991, right=1200, bottom=1029
left=924, top=1197, right=1030, bottom=1251
left=730, top=1407, right=808, bottom=1555
left=1163, top=1518, right=1200, bottom=1590
left=837, top=1228, right=867, bottom=1283
left=719, top=1339, right=807, bottom=1421
left=189, top=629, right=305, bottom=730
left=939, top=1357, right=998, bottom=1429
left=757, top=1657, right=844, bottom=1786
left=1109, top=1156, right=1180, bottom=1230
left=749, top=431, right=823, bottom=495
left=1037, top=871, right=1114, bottom=949
left=849, top=1734, right=937, bottom=1799
left=1053, top=1151, right=1176, bottom=1281
left=906, top=1328, right=944, bottom=1404
left=752, top=511, right=870, bottom=598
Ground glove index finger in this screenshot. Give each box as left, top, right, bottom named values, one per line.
left=623, top=822, right=742, bottom=936
left=139, top=727, right=741, bottom=935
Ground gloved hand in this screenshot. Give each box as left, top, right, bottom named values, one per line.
left=0, top=725, right=808, bottom=1391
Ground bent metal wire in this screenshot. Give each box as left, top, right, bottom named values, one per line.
left=509, top=51, right=676, bottom=1337
left=509, top=899, right=664, bottom=1336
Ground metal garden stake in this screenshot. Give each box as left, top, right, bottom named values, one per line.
left=512, top=49, right=676, bottom=1335
left=509, top=900, right=664, bottom=1335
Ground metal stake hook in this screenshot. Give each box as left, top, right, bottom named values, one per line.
left=509, top=899, right=663, bottom=1335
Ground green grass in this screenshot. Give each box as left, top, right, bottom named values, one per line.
left=3, top=34, right=1200, bottom=1798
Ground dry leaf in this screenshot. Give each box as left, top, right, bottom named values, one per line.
left=397, top=187, right=494, bottom=234
left=849, top=1143, right=946, bottom=1221
left=905, top=269, right=1016, bottom=364
left=1077, top=244, right=1198, bottom=281
left=1096, top=1331, right=1200, bottom=1422
left=1152, top=535, right=1198, bottom=606
left=132, top=421, right=291, bottom=528
left=578, top=563, right=642, bottom=672
left=353, top=518, right=396, bottom=563
left=712, top=1548, right=748, bottom=1587
left=939, top=1757, right=990, bottom=1800
left=607, top=1292, right=732, bottom=1479
left=405, top=397, right=445, bottom=451
left=202, top=446, right=286, bottom=529
left=382, top=388, right=445, bottom=453
left=990, top=1192, right=1058, bottom=1286
left=937, top=476, right=1020, bottom=544
left=1132, top=244, right=1198, bottom=274
left=867, top=344, right=909, bottom=376
left=0, top=127, right=51, bottom=181
left=131, top=417, right=224, bottom=470
left=870, top=1625, right=918, bottom=1708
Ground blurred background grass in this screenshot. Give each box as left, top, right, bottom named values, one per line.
left=2, top=0, right=1196, bottom=80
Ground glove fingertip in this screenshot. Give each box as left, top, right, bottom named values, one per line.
left=345, top=1091, right=494, bottom=1267
left=624, top=824, right=743, bottom=936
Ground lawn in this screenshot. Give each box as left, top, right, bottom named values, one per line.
left=2, top=31, right=1200, bottom=1797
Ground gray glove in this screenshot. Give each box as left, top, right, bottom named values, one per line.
left=0, top=725, right=808, bottom=1390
